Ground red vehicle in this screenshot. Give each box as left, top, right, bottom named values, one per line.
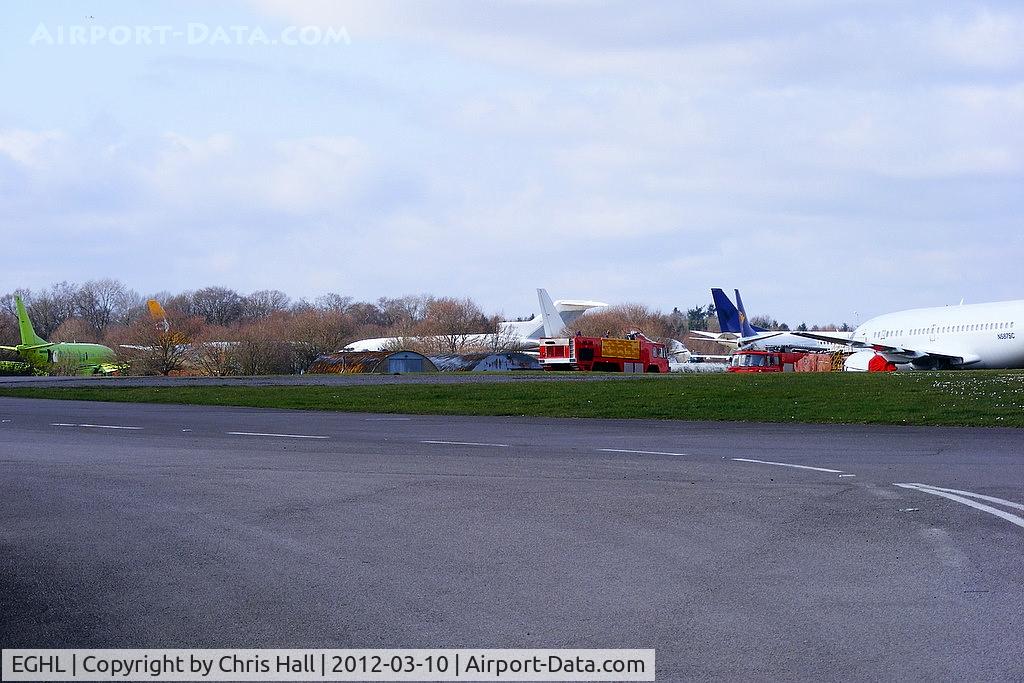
left=538, top=332, right=669, bottom=373
left=727, top=349, right=808, bottom=373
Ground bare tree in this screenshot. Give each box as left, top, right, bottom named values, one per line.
left=346, top=301, right=389, bottom=328
left=113, top=309, right=203, bottom=376
left=77, top=278, right=140, bottom=335
left=564, top=303, right=676, bottom=343
left=285, top=309, right=358, bottom=371
left=242, top=289, right=291, bottom=321
left=230, top=323, right=292, bottom=375
left=416, top=297, right=487, bottom=354
left=0, top=297, right=17, bottom=345
left=481, top=314, right=527, bottom=352
left=51, top=317, right=100, bottom=343
left=192, top=326, right=238, bottom=376
left=16, top=282, right=80, bottom=339
left=377, top=294, right=431, bottom=331
left=314, top=293, right=353, bottom=312
left=188, top=286, right=245, bottom=326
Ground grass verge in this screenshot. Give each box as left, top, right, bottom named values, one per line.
left=1, top=370, right=1022, bottom=427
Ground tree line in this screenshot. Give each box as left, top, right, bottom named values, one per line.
left=0, top=280, right=845, bottom=375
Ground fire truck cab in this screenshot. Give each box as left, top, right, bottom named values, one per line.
left=539, top=332, right=669, bottom=373
left=727, top=349, right=807, bottom=373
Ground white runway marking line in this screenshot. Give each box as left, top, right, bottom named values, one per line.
left=598, top=448, right=688, bottom=456
left=906, top=483, right=1024, bottom=512
left=51, top=423, right=143, bottom=430
left=732, top=458, right=844, bottom=473
left=421, top=440, right=510, bottom=448
left=895, top=483, right=1024, bottom=529
left=227, top=431, right=329, bottom=439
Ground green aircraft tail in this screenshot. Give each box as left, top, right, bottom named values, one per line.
left=15, top=296, right=46, bottom=346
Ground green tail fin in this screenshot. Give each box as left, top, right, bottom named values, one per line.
left=15, top=296, right=46, bottom=346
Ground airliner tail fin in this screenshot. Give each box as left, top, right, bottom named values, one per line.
left=537, top=288, right=565, bottom=337
left=733, top=289, right=760, bottom=338
left=147, top=299, right=170, bottom=333
left=712, top=288, right=741, bottom=333
left=14, top=296, right=46, bottom=346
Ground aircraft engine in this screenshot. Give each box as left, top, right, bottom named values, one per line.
left=844, top=350, right=898, bottom=372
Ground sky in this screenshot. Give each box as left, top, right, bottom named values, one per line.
left=0, top=1, right=1021, bottom=325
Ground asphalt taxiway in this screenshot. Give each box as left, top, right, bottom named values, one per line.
left=1, top=397, right=1021, bottom=679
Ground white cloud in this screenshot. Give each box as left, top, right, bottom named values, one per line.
left=0, top=129, right=65, bottom=169
left=925, top=9, right=1024, bottom=69
left=2, top=2, right=1022, bottom=322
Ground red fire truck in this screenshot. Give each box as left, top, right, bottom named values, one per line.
left=538, top=332, right=669, bottom=373
left=727, top=349, right=808, bottom=373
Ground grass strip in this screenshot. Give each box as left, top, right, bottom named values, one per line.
left=0, top=370, right=1022, bottom=427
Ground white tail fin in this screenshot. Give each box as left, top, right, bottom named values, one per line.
left=537, top=288, right=565, bottom=337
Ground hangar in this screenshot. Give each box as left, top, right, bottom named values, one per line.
left=429, top=352, right=541, bottom=372
left=306, top=350, right=438, bottom=374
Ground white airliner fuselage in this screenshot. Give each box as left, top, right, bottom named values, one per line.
left=803, top=299, right=1024, bottom=370
left=344, top=290, right=607, bottom=353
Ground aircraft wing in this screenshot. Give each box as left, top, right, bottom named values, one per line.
left=0, top=345, right=19, bottom=351
left=791, top=331, right=858, bottom=346
left=742, top=331, right=786, bottom=343
left=689, top=330, right=731, bottom=340
left=792, top=332, right=981, bottom=366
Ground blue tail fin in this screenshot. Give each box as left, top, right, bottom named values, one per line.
left=712, top=288, right=741, bottom=333
left=733, top=289, right=763, bottom=337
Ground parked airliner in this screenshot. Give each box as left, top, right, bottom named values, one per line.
left=691, top=289, right=849, bottom=352
left=344, top=289, right=606, bottom=353
left=1, top=296, right=119, bottom=374
left=795, top=299, right=1024, bottom=370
